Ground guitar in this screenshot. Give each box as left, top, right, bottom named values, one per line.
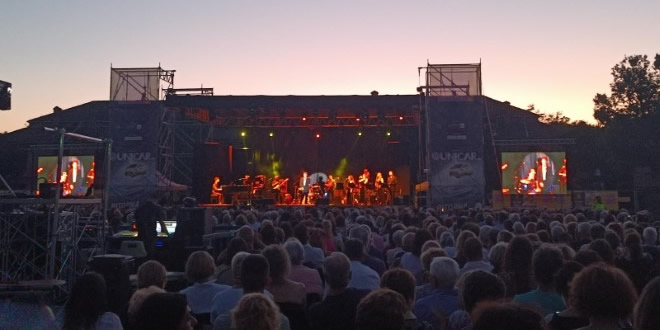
left=272, top=178, right=289, bottom=190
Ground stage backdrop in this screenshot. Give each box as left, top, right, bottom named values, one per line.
left=426, top=98, right=485, bottom=208
left=109, top=104, right=162, bottom=205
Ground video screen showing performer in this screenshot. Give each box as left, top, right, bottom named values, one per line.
left=501, top=152, right=567, bottom=194
left=37, top=155, right=95, bottom=197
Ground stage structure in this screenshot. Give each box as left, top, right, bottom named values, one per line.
left=0, top=198, right=104, bottom=293
left=419, top=63, right=488, bottom=208
left=110, top=66, right=175, bottom=101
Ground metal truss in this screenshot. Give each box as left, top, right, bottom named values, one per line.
left=0, top=199, right=103, bottom=293
left=157, top=107, right=176, bottom=186
left=493, top=138, right=576, bottom=146
left=183, top=108, right=419, bottom=128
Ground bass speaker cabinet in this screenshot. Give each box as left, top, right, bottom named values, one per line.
left=88, top=254, right=133, bottom=317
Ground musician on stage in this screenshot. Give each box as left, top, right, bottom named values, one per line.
left=325, top=175, right=336, bottom=198
left=299, top=171, right=312, bottom=205
left=252, top=175, right=266, bottom=197
left=211, top=176, right=223, bottom=204
left=271, top=175, right=288, bottom=204
left=387, top=170, right=398, bottom=204
left=345, top=175, right=357, bottom=205
left=358, top=168, right=370, bottom=205
left=374, top=172, right=385, bottom=205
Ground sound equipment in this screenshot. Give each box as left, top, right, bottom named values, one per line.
left=332, top=189, right=343, bottom=205
left=253, top=198, right=275, bottom=208
left=88, top=254, right=133, bottom=316
left=222, top=185, right=250, bottom=204
left=173, top=207, right=206, bottom=247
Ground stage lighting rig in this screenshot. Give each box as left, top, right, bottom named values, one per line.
left=0, top=80, right=11, bottom=110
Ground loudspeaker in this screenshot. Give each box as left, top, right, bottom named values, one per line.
left=174, top=207, right=206, bottom=247
left=88, top=254, right=133, bottom=316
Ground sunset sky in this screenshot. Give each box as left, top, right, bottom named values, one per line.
left=1, top=1, right=658, bottom=133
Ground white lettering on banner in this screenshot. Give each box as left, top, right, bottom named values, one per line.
left=112, top=152, right=152, bottom=161
left=431, top=152, right=480, bottom=161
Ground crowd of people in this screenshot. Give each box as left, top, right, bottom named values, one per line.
left=61, top=205, right=660, bottom=330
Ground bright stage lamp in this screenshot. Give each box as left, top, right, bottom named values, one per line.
left=269, top=132, right=274, bottom=137
left=240, top=131, right=246, bottom=137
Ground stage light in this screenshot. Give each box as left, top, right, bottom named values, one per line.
left=355, top=118, right=360, bottom=122
left=269, top=132, right=274, bottom=137
left=302, top=117, right=307, bottom=121
left=358, top=131, right=362, bottom=136
left=399, top=116, right=404, bottom=121
left=315, top=133, right=320, bottom=139
left=386, top=131, right=391, bottom=136
left=240, top=131, right=246, bottom=137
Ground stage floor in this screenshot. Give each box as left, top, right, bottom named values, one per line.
left=198, top=203, right=393, bottom=208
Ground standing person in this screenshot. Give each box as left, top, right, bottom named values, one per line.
left=345, top=175, right=357, bottom=205
left=134, top=194, right=168, bottom=259
left=325, top=175, right=336, bottom=200
left=358, top=168, right=370, bottom=205
left=63, top=272, right=123, bottom=330
left=387, top=171, right=398, bottom=204
left=299, top=171, right=311, bottom=205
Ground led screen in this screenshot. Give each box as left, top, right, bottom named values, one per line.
left=501, top=152, right=567, bottom=194
left=37, top=156, right=95, bottom=197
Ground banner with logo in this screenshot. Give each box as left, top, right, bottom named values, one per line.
left=426, top=98, right=485, bottom=208
left=109, top=104, right=162, bottom=205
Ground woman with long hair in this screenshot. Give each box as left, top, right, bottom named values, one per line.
left=500, top=236, right=535, bottom=297
left=63, top=272, right=122, bottom=330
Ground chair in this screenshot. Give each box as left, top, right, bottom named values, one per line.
left=119, top=240, right=148, bottom=259
left=193, top=312, right=211, bottom=330
left=277, top=302, right=310, bottom=330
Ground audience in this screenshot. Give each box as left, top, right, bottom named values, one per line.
left=513, top=244, right=565, bottom=315
left=570, top=264, right=638, bottom=330
left=231, top=293, right=282, bottom=330
left=380, top=268, right=431, bottom=330
left=547, top=261, right=588, bottom=330
left=283, top=238, right=324, bottom=297
left=472, top=302, right=544, bottom=330
left=459, top=237, right=493, bottom=275
left=262, top=244, right=307, bottom=304
left=128, top=260, right=167, bottom=319
left=216, top=237, right=248, bottom=285
left=63, top=272, right=123, bottom=330
left=345, top=239, right=380, bottom=291
left=134, top=293, right=197, bottom=330
left=180, top=251, right=229, bottom=314
left=355, top=289, right=408, bottom=330
left=211, top=254, right=271, bottom=321
left=58, top=205, right=660, bottom=330
left=634, top=276, right=660, bottom=330
left=294, top=223, right=325, bottom=268
left=309, top=252, right=369, bottom=330
left=413, top=257, right=460, bottom=329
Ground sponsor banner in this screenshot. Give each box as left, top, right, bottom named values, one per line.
left=427, top=99, right=485, bottom=208
left=109, top=105, right=162, bottom=204
left=492, top=191, right=611, bottom=210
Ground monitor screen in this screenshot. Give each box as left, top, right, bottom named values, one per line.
left=37, top=155, right=95, bottom=197
left=501, top=152, right=567, bottom=194
left=156, top=221, right=177, bottom=234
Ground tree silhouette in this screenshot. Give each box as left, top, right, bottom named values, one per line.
left=594, top=54, right=660, bottom=126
